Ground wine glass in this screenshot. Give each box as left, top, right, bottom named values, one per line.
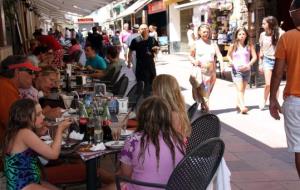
left=110, top=122, right=121, bottom=142
left=61, top=94, right=74, bottom=110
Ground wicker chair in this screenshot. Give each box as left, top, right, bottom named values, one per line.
left=186, top=113, right=221, bottom=153
left=112, top=75, right=129, bottom=97
left=115, top=138, right=225, bottom=190
left=187, top=102, right=199, bottom=120
left=127, top=81, right=144, bottom=111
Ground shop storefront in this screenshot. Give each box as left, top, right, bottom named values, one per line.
left=147, top=0, right=167, bottom=36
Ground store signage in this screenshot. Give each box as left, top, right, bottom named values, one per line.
left=77, top=18, right=94, bottom=23
left=148, top=1, right=166, bottom=14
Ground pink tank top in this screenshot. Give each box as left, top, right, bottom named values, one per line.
left=232, top=46, right=250, bottom=71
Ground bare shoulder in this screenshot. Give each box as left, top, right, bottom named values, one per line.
left=18, top=128, right=36, bottom=138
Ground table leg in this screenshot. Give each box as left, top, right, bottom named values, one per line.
left=86, top=158, right=99, bottom=190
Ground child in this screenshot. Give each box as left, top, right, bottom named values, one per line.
left=227, top=27, right=257, bottom=114
left=116, top=97, right=185, bottom=190
left=3, top=99, right=71, bottom=190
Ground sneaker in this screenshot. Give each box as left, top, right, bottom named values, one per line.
left=259, top=102, right=266, bottom=110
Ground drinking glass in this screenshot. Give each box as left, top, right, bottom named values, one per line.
left=87, top=120, right=95, bottom=144
left=110, top=122, right=121, bottom=141
left=116, top=113, right=128, bottom=134
left=94, top=117, right=103, bottom=144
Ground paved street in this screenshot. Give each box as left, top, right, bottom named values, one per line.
left=156, top=53, right=300, bottom=190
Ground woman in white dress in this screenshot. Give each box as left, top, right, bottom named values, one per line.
left=189, top=24, right=224, bottom=112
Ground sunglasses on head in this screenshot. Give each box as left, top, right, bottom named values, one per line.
left=18, top=68, right=36, bottom=75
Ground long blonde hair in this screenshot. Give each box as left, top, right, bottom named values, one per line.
left=152, top=74, right=191, bottom=137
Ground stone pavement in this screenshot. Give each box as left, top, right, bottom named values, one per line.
left=156, top=53, right=300, bottom=190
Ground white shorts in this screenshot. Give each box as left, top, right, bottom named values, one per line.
left=283, top=96, right=300, bottom=152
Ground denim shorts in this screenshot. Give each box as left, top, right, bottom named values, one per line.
left=231, top=69, right=251, bottom=83
left=263, top=56, right=275, bottom=70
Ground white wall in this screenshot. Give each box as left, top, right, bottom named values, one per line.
left=88, top=4, right=112, bottom=26
left=168, top=4, right=181, bottom=42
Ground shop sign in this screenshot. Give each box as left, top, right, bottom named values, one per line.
left=77, top=18, right=94, bottom=23
left=148, top=1, right=166, bottom=14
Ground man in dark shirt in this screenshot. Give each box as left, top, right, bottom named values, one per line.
left=128, top=24, right=159, bottom=97
left=86, top=26, right=104, bottom=57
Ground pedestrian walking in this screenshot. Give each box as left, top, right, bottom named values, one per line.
left=187, top=23, right=195, bottom=50
left=128, top=24, right=159, bottom=97
left=126, top=24, right=140, bottom=73
left=270, top=0, right=300, bottom=178
left=189, top=24, right=224, bottom=112
left=119, top=23, right=132, bottom=60
left=227, top=27, right=257, bottom=114
left=259, top=16, right=284, bottom=110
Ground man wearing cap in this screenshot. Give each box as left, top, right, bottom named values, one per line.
left=0, top=55, right=40, bottom=170
left=126, top=24, right=140, bottom=73
left=270, top=0, right=300, bottom=177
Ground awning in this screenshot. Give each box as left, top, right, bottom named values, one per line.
left=175, top=0, right=232, bottom=10
left=116, top=0, right=153, bottom=19
left=163, top=0, right=183, bottom=6
left=174, top=0, right=211, bottom=10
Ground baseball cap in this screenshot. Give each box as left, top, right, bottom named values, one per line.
left=8, top=62, right=41, bottom=71
left=132, top=24, right=139, bottom=30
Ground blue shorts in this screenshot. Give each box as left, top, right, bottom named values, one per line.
left=231, top=69, right=251, bottom=83
left=263, top=57, right=275, bottom=70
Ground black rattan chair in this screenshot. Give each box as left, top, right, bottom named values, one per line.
left=112, top=75, right=129, bottom=96
left=187, top=102, right=199, bottom=120
left=186, top=113, right=221, bottom=153
left=127, top=81, right=144, bottom=111
left=115, top=138, right=225, bottom=190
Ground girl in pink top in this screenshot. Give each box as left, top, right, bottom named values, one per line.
left=117, top=97, right=185, bottom=190
left=227, top=27, right=257, bottom=114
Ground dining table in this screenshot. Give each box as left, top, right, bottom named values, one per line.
left=59, top=118, right=137, bottom=190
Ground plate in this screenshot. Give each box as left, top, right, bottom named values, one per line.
left=43, top=140, right=66, bottom=145
left=121, top=130, right=134, bottom=137
left=105, top=141, right=125, bottom=149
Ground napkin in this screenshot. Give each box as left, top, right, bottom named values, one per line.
left=40, top=135, right=52, bottom=141
left=69, top=131, right=84, bottom=140
left=90, top=143, right=106, bottom=151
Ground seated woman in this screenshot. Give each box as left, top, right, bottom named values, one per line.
left=3, top=99, right=71, bottom=190
left=68, top=39, right=81, bottom=56
left=19, top=65, right=62, bottom=120
left=152, top=74, right=191, bottom=139
left=104, top=96, right=185, bottom=190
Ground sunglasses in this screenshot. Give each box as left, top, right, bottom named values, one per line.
left=289, top=8, right=300, bottom=17
left=18, top=68, right=36, bottom=75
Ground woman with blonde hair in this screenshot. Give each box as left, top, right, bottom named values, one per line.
left=152, top=74, right=191, bottom=138
left=189, top=24, right=224, bottom=112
